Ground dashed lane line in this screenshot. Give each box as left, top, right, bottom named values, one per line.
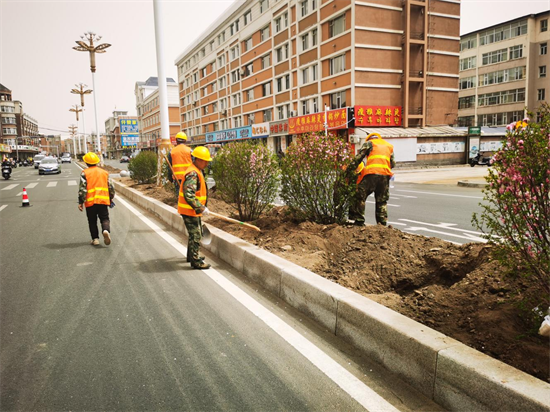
left=1, top=184, right=18, bottom=191
left=0, top=205, right=7, bottom=212
left=47, top=182, right=58, bottom=187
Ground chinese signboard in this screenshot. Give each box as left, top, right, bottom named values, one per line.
left=468, top=126, right=481, bottom=136
left=205, top=126, right=252, bottom=143
left=120, top=119, right=139, bottom=147
left=354, top=106, right=402, bottom=127
left=269, top=120, right=289, bottom=136
left=288, top=108, right=349, bottom=135
left=251, top=122, right=269, bottom=138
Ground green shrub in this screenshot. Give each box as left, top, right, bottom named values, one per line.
left=212, top=141, right=279, bottom=221
left=473, top=103, right=550, bottom=302
left=128, top=151, right=157, bottom=184
left=280, top=132, right=355, bottom=224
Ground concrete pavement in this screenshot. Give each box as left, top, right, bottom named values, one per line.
left=394, top=165, right=490, bottom=187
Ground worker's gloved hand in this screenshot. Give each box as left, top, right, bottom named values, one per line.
left=202, top=207, right=210, bottom=216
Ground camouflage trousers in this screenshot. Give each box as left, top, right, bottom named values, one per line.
left=349, top=174, right=391, bottom=226
left=182, top=215, right=203, bottom=265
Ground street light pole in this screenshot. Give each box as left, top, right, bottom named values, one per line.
left=71, top=83, right=92, bottom=152
left=69, top=104, right=83, bottom=154
left=73, top=32, right=111, bottom=164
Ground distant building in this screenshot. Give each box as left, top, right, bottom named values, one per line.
left=104, top=111, right=138, bottom=158
left=0, top=84, right=16, bottom=143
left=458, top=11, right=550, bottom=127
left=134, top=77, right=180, bottom=150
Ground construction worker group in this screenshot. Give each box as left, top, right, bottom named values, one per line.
left=79, top=130, right=393, bottom=270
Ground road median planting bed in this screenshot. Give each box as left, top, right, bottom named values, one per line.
left=112, top=179, right=550, bottom=411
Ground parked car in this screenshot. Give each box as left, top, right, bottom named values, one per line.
left=61, top=154, right=71, bottom=163
left=120, top=156, right=130, bottom=163
left=34, top=154, right=46, bottom=169
left=38, top=158, right=61, bottom=175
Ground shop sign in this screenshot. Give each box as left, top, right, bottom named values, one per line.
left=251, top=122, right=269, bottom=138
left=288, top=108, right=349, bottom=135
left=120, top=119, right=139, bottom=146
left=205, top=126, right=252, bottom=143
left=269, top=120, right=289, bottom=136
left=170, top=136, right=177, bottom=145
left=354, top=106, right=402, bottom=127
left=0, top=143, right=12, bottom=153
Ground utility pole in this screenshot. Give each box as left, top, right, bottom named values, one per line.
left=73, top=32, right=111, bottom=164
left=71, top=83, right=92, bottom=152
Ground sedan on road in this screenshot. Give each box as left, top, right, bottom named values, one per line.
left=120, top=156, right=130, bottom=163
left=38, top=158, right=61, bottom=175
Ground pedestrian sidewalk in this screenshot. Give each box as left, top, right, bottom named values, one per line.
left=394, top=165, right=490, bottom=186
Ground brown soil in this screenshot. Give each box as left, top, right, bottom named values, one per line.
left=118, top=178, right=549, bottom=382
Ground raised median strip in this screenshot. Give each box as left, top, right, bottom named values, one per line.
left=113, top=179, right=550, bottom=412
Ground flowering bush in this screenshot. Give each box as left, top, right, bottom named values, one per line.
left=212, top=141, right=280, bottom=221
left=280, top=132, right=355, bottom=224
left=128, top=151, right=157, bottom=184
left=473, top=104, right=550, bottom=302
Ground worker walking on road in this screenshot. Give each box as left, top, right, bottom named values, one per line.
left=349, top=133, right=395, bottom=226
left=167, top=132, right=192, bottom=197
left=78, top=152, right=115, bottom=246
left=179, top=146, right=212, bottom=269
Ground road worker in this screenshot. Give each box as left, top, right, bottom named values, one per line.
left=167, top=132, right=192, bottom=195
left=78, top=152, right=115, bottom=246
left=179, top=146, right=212, bottom=269
left=348, top=133, right=395, bottom=226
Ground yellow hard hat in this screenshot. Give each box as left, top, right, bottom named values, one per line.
left=83, top=152, right=100, bottom=165
left=356, top=162, right=364, bottom=174
left=192, top=146, right=212, bottom=162
left=366, top=132, right=381, bottom=141
left=175, top=132, right=187, bottom=141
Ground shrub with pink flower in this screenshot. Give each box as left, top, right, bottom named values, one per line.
left=473, top=103, right=550, bottom=304
left=212, top=141, right=279, bottom=221
left=280, top=132, right=355, bottom=224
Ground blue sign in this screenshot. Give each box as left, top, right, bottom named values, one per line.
left=120, top=119, right=139, bottom=147
left=205, top=126, right=252, bottom=143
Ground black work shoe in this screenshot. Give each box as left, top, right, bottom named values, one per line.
left=186, top=255, right=205, bottom=263
left=191, top=261, right=211, bottom=270
left=354, top=221, right=366, bottom=227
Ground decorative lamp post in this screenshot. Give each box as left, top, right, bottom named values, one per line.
left=73, top=32, right=111, bottom=163
left=69, top=105, right=83, bottom=153
left=71, top=83, right=92, bottom=152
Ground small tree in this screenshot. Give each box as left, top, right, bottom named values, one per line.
left=128, top=151, right=157, bottom=184
left=473, top=104, right=550, bottom=301
left=212, top=141, right=279, bottom=221
left=280, top=132, right=355, bottom=224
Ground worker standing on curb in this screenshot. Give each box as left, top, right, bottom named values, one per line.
left=78, top=152, right=115, bottom=246
left=178, top=146, right=212, bottom=270
left=349, top=133, right=395, bottom=226
left=167, top=132, right=192, bottom=197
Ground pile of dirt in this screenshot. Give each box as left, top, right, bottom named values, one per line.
left=117, top=178, right=550, bottom=382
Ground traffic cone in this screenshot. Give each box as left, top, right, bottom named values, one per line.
left=22, top=188, right=30, bottom=207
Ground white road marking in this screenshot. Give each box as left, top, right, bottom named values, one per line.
left=366, top=200, right=400, bottom=208
left=16, top=192, right=22, bottom=196
left=47, top=182, right=58, bottom=187
left=68, top=180, right=77, bottom=186
left=26, top=183, right=38, bottom=189
left=405, top=226, right=487, bottom=243
left=117, top=196, right=400, bottom=412
left=399, top=219, right=484, bottom=236
left=387, top=221, right=406, bottom=226
left=1, top=184, right=18, bottom=191
left=395, top=189, right=482, bottom=199
left=0, top=205, right=7, bottom=212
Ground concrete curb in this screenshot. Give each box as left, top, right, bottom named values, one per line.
left=113, top=180, right=550, bottom=412
left=457, top=180, right=488, bottom=188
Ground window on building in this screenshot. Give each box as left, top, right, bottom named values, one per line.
left=203, top=106, right=209, bottom=115
left=329, top=54, right=346, bottom=75
left=261, top=26, right=270, bottom=42
left=311, top=64, right=318, bottom=81
left=244, top=62, right=253, bottom=77
left=233, top=116, right=242, bottom=128
left=220, top=98, right=227, bottom=110
left=541, top=19, right=548, bottom=32
left=312, top=29, right=318, bottom=46
left=538, top=88, right=546, bottom=100
left=219, top=76, right=227, bottom=89
left=210, top=41, right=215, bottom=52
left=509, top=45, right=523, bottom=59
left=221, top=119, right=228, bottom=130
left=262, top=82, right=272, bottom=96
left=458, top=95, right=475, bottom=109
left=233, top=93, right=241, bottom=106
left=541, top=43, right=548, bottom=55
left=479, top=20, right=527, bottom=45
left=234, top=19, right=240, bottom=32
left=478, top=88, right=525, bottom=106
left=312, top=97, right=318, bottom=113
left=260, top=0, right=269, bottom=13
left=244, top=10, right=252, bottom=25
left=211, top=82, right=217, bottom=93
left=244, top=37, right=253, bottom=51
left=201, top=48, right=206, bottom=58
left=301, top=100, right=309, bottom=115
left=460, top=36, right=477, bottom=51
left=202, top=86, right=208, bottom=96
left=482, top=48, right=507, bottom=65
left=540, top=66, right=547, bottom=78
left=263, top=109, right=273, bottom=122
left=261, top=54, right=271, bottom=69
left=230, top=45, right=240, bottom=60
left=201, top=67, right=207, bottom=77
left=246, top=88, right=254, bottom=101
left=330, top=91, right=346, bottom=109
left=275, top=12, right=288, bottom=33
left=231, top=69, right=240, bottom=83
left=301, top=33, right=309, bottom=51
left=459, top=56, right=476, bottom=71
left=275, top=43, right=289, bottom=62
left=212, top=102, right=218, bottom=112
left=459, top=76, right=476, bottom=90
left=300, top=0, right=308, bottom=17
left=329, top=14, right=346, bottom=38
left=301, top=68, right=309, bottom=84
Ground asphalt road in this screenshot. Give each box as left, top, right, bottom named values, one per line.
left=0, top=163, right=442, bottom=412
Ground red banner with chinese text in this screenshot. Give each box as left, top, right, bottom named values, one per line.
left=354, top=106, right=402, bottom=127
left=288, top=108, right=349, bottom=135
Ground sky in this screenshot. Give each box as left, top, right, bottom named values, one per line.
left=1, top=0, right=549, bottom=141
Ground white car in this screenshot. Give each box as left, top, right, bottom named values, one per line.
left=61, top=154, right=71, bottom=163
left=38, top=158, right=61, bottom=175
left=34, top=154, right=46, bottom=169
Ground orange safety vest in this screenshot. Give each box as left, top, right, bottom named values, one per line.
left=365, top=139, right=394, bottom=177
left=178, top=164, right=207, bottom=216
left=170, top=144, right=193, bottom=181
left=357, top=167, right=368, bottom=185
left=83, top=166, right=110, bottom=207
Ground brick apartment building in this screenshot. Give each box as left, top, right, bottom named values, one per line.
left=458, top=11, right=550, bottom=128
left=174, top=0, right=462, bottom=163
